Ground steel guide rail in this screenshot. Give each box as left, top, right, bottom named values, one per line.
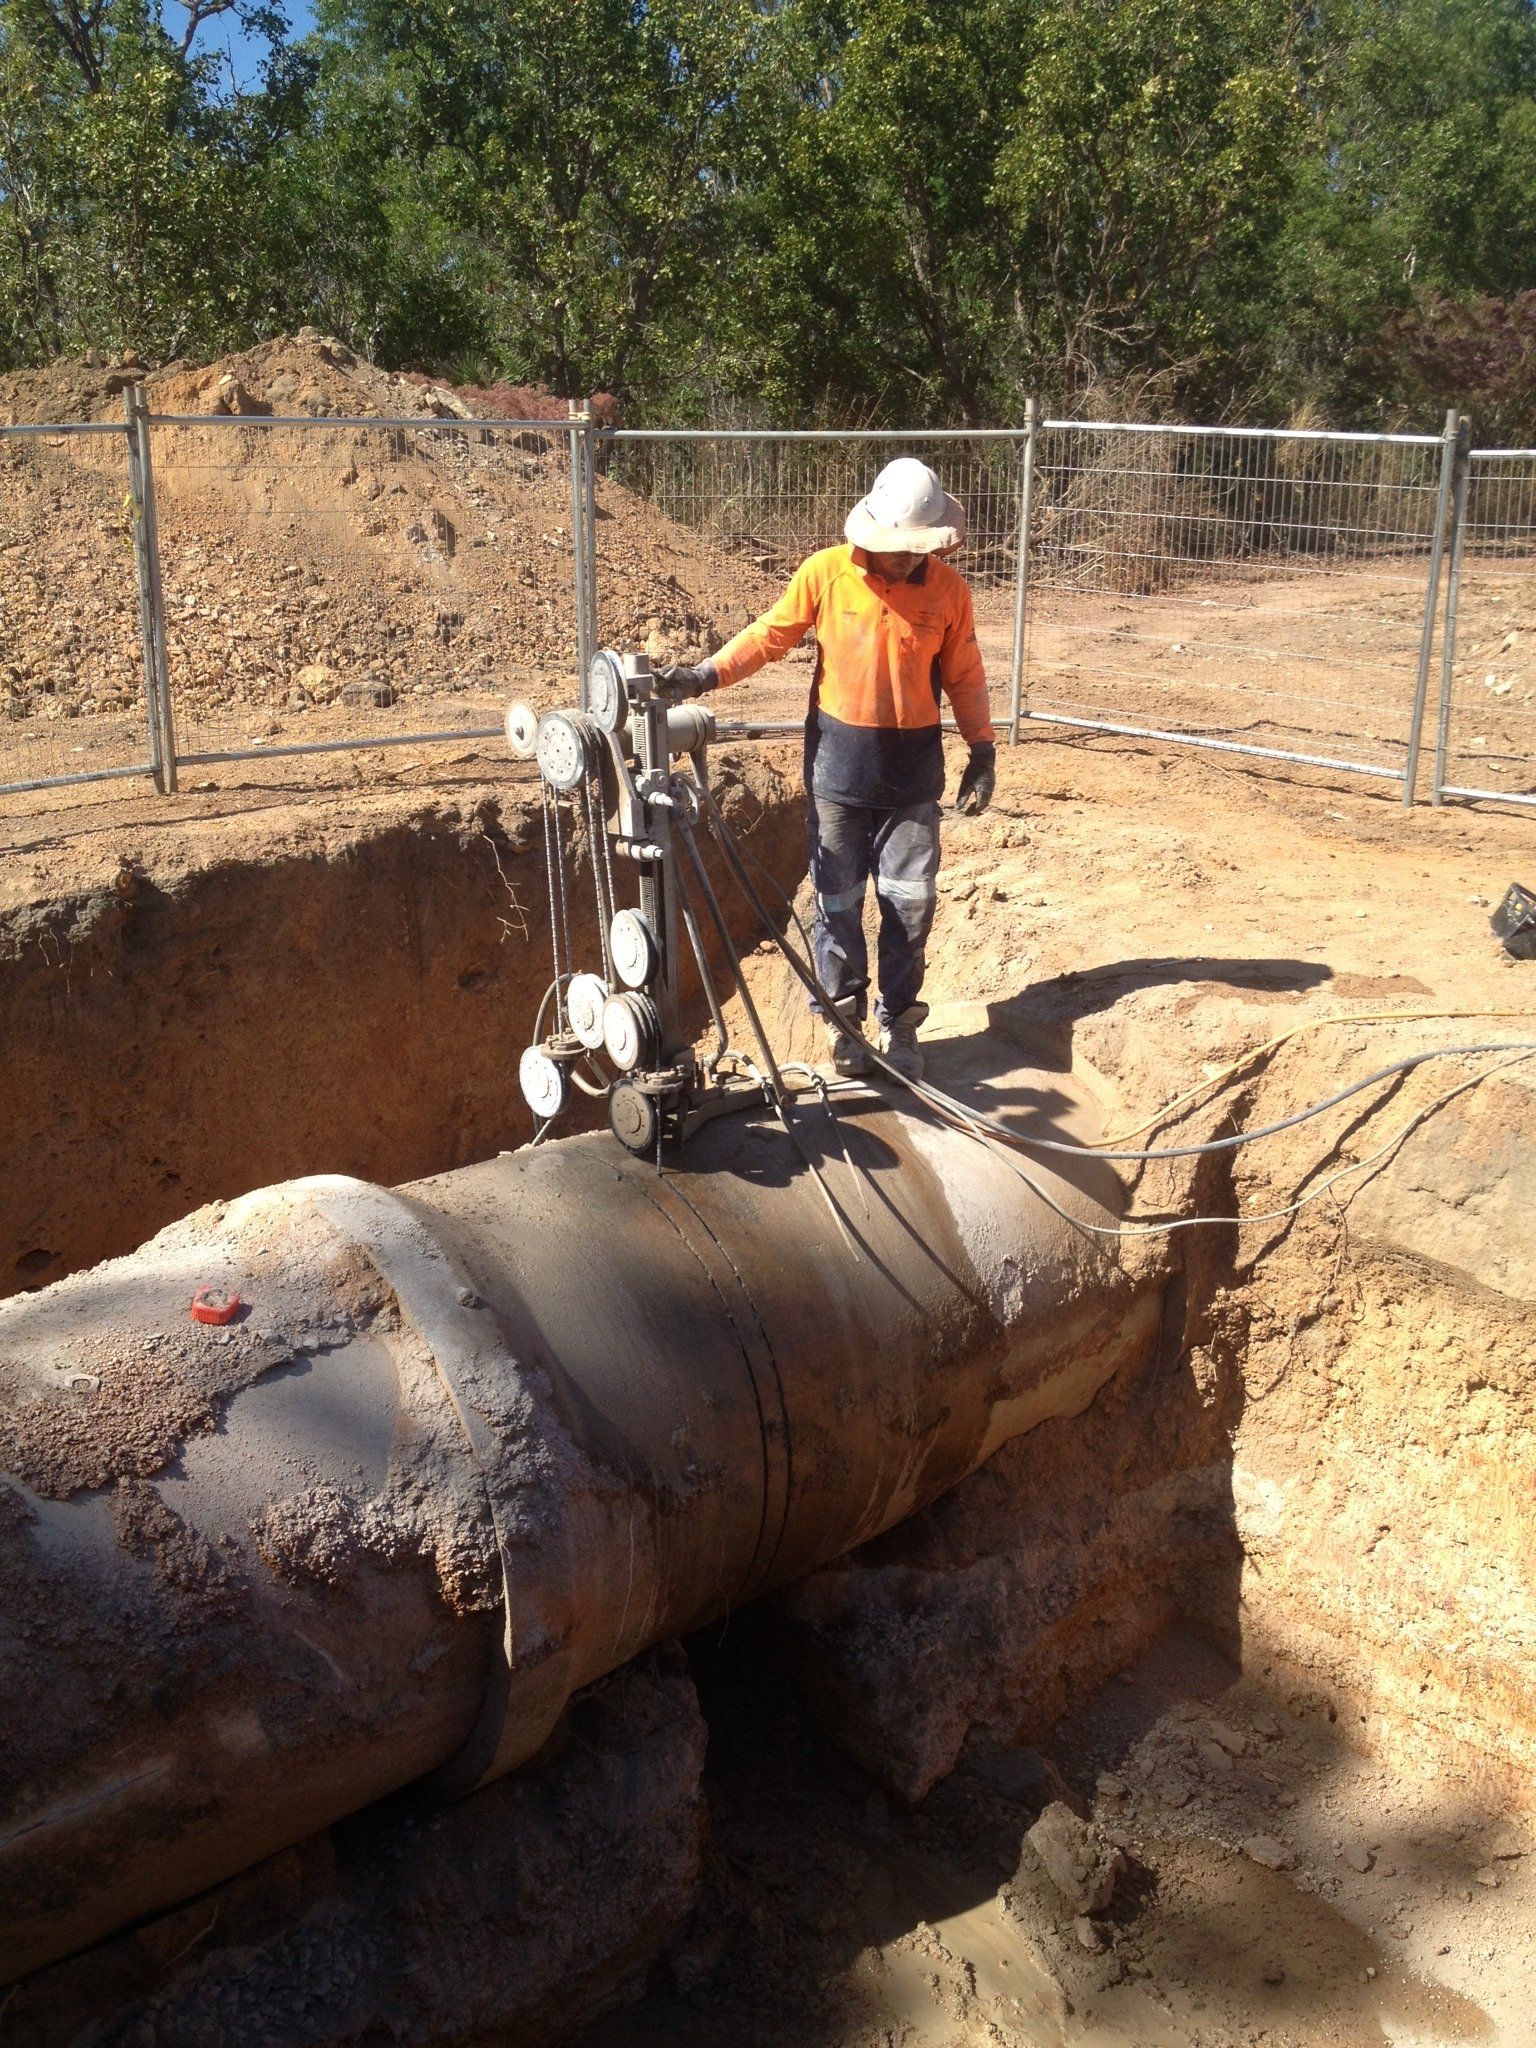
left=0, top=421, right=129, bottom=437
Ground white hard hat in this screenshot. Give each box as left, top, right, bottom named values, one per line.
left=845, top=457, right=966, bottom=554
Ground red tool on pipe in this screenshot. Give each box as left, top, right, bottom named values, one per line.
left=189, top=1286, right=242, bottom=1326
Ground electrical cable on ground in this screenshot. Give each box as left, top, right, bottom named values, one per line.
left=697, top=790, right=1536, bottom=1158
left=976, top=1048, right=1536, bottom=1241
left=1104, top=1006, right=1536, bottom=1143
left=1007, top=1041, right=1536, bottom=1163
left=695, top=786, right=1536, bottom=1240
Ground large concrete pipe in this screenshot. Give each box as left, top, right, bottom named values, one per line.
left=0, top=1032, right=1153, bottom=1984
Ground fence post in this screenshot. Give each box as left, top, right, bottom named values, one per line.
left=144, top=415, right=178, bottom=794
left=124, top=384, right=169, bottom=792
left=1402, top=406, right=1460, bottom=806
left=1430, top=415, right=1472, bottom=807
left=124, top=380, right=177, bottom=794
left=582, top=402, right=599, bottom=661
left=1007, top=397, right=1039, bottom=746
left=568, top=401, right=593, bottom=702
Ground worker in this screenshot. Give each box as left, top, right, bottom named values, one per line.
left=660, top=456, right=995, bottom=1081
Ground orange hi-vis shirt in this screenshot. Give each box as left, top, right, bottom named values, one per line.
left=712, top=544, right=995, bottom=807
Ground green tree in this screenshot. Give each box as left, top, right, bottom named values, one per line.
left=1271, top=0, right=1536, bottom=422
left=993, top=0, right=1303, bottom=409
left=711, top=0, right=1020, bottom=423
left=707, top=0, right=1304, bottom=422
left=295, top=0, right=762, bottom=393
left=0, top=1, right=302, bottom=366
left=5, top=0, right=1536, bottom=432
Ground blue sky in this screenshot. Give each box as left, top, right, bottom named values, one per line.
left=200, top=0, right=318, bottom=92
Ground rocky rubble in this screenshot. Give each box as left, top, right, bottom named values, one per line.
left=1023, top=1800, right=1125, bottom=1912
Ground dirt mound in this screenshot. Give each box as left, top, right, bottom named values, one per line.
left=400, top=373, right=623, bottom=431
left=0, top=335, right=774, bottom=751
left=149, top=331, right=472, bottom=423
left=0, top=334, right=538, bottom=429
left=0, top=361, right=146, bottom=427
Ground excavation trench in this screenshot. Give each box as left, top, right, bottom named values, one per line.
left=0, top=750, right=807, bottom=1298
left=1, top=744, right=1533, bottom=2047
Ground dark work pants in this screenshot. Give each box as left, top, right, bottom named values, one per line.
left=807, top=794, right=941, bottom=1029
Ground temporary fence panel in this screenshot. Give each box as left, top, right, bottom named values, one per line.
left=0, top=422, right=156, bottom=796
left=1433, top=450, right=1536, bottom=811
left=1017, top=421, right=1453, bottom=786
left=8, top=405, right=1535, bottom=813
left=142, top=414, right=590, bottom=772
left=605, top=430, right=1028, bottom=735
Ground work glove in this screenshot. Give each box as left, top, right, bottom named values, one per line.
left=955, top=741, right=996, bottom=816
left=655, top=661, right=719, bottom=699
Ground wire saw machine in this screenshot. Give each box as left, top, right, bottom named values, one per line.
left=506, top=648, right=787, bottom=1159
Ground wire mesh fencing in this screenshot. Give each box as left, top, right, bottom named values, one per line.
left=5, top=400, right=1535, bottom=817
left=604, top=431, right=1028, bottom=733
left=0, top=422, right=155, bottom=794
left=1433, top=451, right=1536, bottom=809
left=144, top=415, right=591, bottom=773
left=1018, top=421, right=1454, bottom=785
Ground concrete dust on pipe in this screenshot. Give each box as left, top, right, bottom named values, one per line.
left=0, top=1041, right=1152, bottom=1984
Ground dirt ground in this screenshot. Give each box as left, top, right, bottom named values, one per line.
left=581, top=1619, right=1530, bottom=2048
left=1006, top=562, right=1536, bottom=806
left=3, top=710, right=1535, bottom=2045
left=6, top=335, right=1535, bottom=2047
left=7, top=333, right=1530, bottom=814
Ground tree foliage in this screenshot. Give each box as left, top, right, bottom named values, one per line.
left=0, top=0, right=303, bottom=363
left=268, top=0, right=763, bottom=388
left=3, top=0, right=1536, bottom=434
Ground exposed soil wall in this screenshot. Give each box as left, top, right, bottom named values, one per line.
left=733, top=733, right=1536, bottom=1821
left=771, top=1002, right=1536, bottom=1821
left=0, top=747, right=806, bottom=1298
left=635, top=733, right=1536, bottom=2044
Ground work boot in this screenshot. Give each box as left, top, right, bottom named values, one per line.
left=880, top=1005, right=925, bottom=1081
left=824, top=997, right=873, bottom=1077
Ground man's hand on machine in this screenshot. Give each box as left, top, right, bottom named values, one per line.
left=955, top=741, right=996, bottom=816
left=655, top=661, right=719, bottom=700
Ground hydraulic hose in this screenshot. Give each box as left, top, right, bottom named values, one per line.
left=979, top=1041, right=1536, bottom=1163
left=1104, top=1006, right=1536, bottom=1143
